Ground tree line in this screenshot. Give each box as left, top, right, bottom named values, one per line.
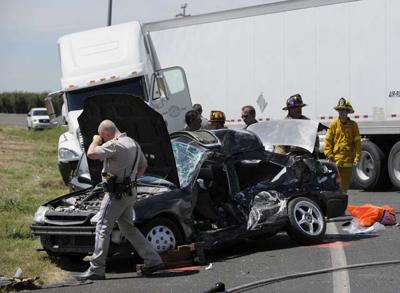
left=0, top=92, right=63, bottom=115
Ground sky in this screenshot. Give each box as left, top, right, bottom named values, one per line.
left=0, top=0, right=276, bottom=92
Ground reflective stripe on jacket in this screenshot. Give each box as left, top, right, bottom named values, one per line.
left=324, top=118, right=361, bottom=166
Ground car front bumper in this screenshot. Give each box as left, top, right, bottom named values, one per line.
left=32, top=123, right=51, bottom=129
left=31, top=225, right=95, bottom=255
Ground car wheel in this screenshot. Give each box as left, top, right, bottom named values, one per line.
left=141, top=217, right=183, bottom=253
left=287, top=197, right=326, bottom=244
left=388, top=142, right=400, bottom=189
left=352, top=141, right=389, bottom=191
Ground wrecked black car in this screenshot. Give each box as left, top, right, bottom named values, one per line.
left=31, top=94, right=347, bottom=259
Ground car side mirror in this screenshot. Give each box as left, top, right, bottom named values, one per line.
left=27, top=114, right=31, bottom=117
left=78, top=174, right=92, bottom=185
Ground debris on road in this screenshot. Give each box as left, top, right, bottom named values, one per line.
left=342, top=219, right=385, bottom=234
left=136, top=242, right=206, bottom=273
left=0, top=269, right=41, bottom=292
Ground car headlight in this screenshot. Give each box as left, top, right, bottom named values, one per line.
left=33, top=119, right=38, bottom=123
left=59, top=148, right=80, bottom=161
left=33, top=206, right=49, bottom=224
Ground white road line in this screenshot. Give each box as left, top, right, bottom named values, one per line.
left=327, top=222, right=351, bottom=293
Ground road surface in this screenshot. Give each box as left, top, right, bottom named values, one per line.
left=35, top=189, right=400, bottom=293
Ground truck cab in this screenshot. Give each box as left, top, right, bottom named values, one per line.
left=46, top=21, right=192, bottom=184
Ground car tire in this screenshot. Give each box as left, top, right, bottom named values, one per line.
left=353, top=141, right=389, bottom=191
left=286, top=197, right=326, bottom=245
left=141, top=217, right=183, bottom=253
left=388, top=141, right=400, bottom=189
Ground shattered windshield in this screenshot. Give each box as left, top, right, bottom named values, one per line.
left=172, top=139, right=207, bottom=188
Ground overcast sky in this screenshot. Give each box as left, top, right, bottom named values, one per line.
left=0, top=0, right=277, bottom=92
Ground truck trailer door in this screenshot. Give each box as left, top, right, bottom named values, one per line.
left=150, top=66, right=192, bottom=132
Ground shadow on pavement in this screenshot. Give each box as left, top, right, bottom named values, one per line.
left=205, top=233, right=297, bottom=263
left=324, top=233, right=378, bottom=242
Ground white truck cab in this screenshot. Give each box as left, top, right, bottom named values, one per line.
left=46, top=21, right=192, bottom=184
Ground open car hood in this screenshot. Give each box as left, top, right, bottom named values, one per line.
left=247, top=120, right=319, bottom=153
left=77, top=94, right=180, bottom=187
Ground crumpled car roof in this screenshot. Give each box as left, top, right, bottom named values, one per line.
left=247, top=120, right=319, bottom=153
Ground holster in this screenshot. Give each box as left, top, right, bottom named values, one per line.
left=103, top=175, right=133, bottom=199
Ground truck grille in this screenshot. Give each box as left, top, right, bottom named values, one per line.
left=39, top=119, right=50, bottom=123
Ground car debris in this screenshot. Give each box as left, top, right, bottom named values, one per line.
left=0, top=268, right=40, bottom=292
left=205, top=263, right=213, bottom=271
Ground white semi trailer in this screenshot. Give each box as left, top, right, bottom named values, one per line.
left=143, top=0, right=400, bottom=190
left=46, top=21, right=192, bottom=184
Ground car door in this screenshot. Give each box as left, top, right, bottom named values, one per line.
left=149, top=66, right=192, bottom=133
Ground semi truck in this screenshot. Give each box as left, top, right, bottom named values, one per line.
left=45, top=21, right=192, bottom=184
left=142, top=0, right=400, bottom=190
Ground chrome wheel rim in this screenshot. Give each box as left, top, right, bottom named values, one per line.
left=293, top=201, right=324, bottom=236
left=391, top=150, right=400, bottom=182
left=356, top=150, right=375, bottom=181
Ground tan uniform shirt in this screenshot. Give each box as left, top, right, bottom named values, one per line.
left=96, top=133, right=147, bottom=183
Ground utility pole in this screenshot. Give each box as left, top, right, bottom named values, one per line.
left=107, top=0, right=113, bottom=26
left=175, top=3, right=190, bottom=18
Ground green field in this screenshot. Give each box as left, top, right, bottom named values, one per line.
left=0, top=125, right=69, bottom=284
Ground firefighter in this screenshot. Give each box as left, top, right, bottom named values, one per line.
left=209, top=110, right=227, bottom=130
left=283, top=93, right=308, bottom=120
left=275, top=94, right=319, bottom=156
left=324, top=97, right=362, bottom=193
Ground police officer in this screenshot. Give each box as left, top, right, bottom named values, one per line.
left=324, top=98, right=361, bottom=193
left=77, top=120, right=164, bottom=281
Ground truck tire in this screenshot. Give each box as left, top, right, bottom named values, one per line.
left=388, top=141, right=400, bottom=189
left=353, top=141, right=388, bottom=191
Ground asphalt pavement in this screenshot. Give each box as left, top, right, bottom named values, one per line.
left=0, top=113, right=63, bottom=128
left=0, top=113, right=28, bottom=127
left=33, top=189, right=400, bottom=293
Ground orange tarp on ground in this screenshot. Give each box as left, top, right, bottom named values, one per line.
left=347, top=204, right=396, bottom=227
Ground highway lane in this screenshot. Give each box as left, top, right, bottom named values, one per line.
left=0, top=113, right=27, bottom=127
left=35, top=189, right=400, bottom=293
left=0, top=113, right=64, bottom=128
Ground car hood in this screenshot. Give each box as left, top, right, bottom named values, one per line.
left=247, top=120, right=319, bottom=153
left=77, top=94, right=180, bottom=187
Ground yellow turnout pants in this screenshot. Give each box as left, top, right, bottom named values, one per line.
left=337, top=166, right=353, bottom=193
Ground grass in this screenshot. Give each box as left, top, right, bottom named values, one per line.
left=0, top=125, right=69, bottom=284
